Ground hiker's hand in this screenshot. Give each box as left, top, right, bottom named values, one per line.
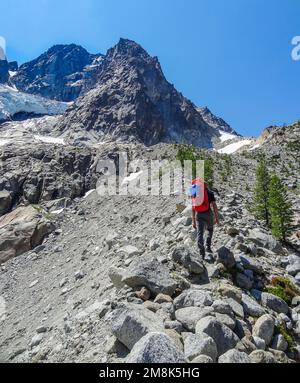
left=192, top=219, right=197, bottom=229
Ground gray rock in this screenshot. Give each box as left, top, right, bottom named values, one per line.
left=261, top=293, right=289, bottom=314
left=184, top=333, right=218, bottom=362
left=218, top=283, right=242, bottom=303
left=195, top=316, right=240, bottom=356
left=175, top=307, right=214, bottom=332
left=122, top=257, right=177, bottom=296
left=164, top=320, right=183, bottom=333
left=108, top=266, right=126, bottom=289
left=215, top=313, right=236, bottom=330
left=174, top=289, right=213, bottom=309
left=292, top=296, right=300, bottom=307
left=30, top=333, right=44, bottom=348
left=191, top=355, right=213, bottom=363
left=217, top=246, right=236, bottom=269
left=248, top=229, right=283, bottom=254
left=212, top=300, right=233, bottom=316
left=126, top=332, right=187, bottom=363
left=0, top=191, right=12, bottom=216
left=239, top=255, right=263, bottom=274
left=286, top=263, right=300, bottom=277
left=218, top=349, right=251, bottom=363
left=242, top=294, right=265, bottom=317
left=249, top=350, right=277, bottom=363
left=0, top=205, right=55, bottom=263
left=252, top=314, right=275, bottom=345
left=226, top=298, right=244, bottom=318
left=236, top=273, right=253, bottom=290
left=253, top=336, right=266, bottom=350
left=271, top=334, right=288, bottom=352
left=172, top=247, right=205, bottom=275
left=109, top=304, right=164, bottom=350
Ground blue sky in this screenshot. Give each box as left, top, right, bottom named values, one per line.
left=1, top=0, right=300, bottom=136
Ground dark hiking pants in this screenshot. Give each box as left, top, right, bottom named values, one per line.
left=196, top=210, right=214, bottom=254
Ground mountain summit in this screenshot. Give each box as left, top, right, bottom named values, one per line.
left=55, top=38, right=219, bottom=147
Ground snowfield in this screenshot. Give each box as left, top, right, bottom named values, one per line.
left=34, top=135, right=65, bottom=145
left=0, top=85, right=69, bottom=121
left=219, top=130, right=238, bottom=142
left=217, top=139, right=253, bottom=154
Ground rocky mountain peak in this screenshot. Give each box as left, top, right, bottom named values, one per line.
left=11, top=44, right=103, bottom=101
left=197, top=106, right=239, bottom=136
left=55, top=39, right=217, bottom=147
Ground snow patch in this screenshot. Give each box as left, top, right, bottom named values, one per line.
left=34, top=135, right=65, bottom=145
left=249, top=143, right=261, bottom=151
left=219, top=130, right=238, bottom=143
left=218, top=140, right=253, bottom=154
left=121, top=171, right=144, bottom=186
left=83, top=189, right=96, bottom=199
left=0, top=85, right=69, bottom=121
left=9, top=71, right=17, bottom=78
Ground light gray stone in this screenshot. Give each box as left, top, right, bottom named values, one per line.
left=252, top=314, right=275, bottom=346
left=218, top=349, right=251, bottom=363
left=226, top=298, right=244, bottom=318
left=175, top=307, right=214, bottom=332
left=195, top=316, right=240, bottom=356
left=184, top=333, right=218, bottom=362
left=271, top=334, right=288, bottom=352
left=191, top=355, right=213, bottom=363
left=172, top=247, right=205, bottom=275
left=242, top=294, right=265, bottom=317
left=253, top=336, right=266, bottom=350
left=248, top=229, right=283, bottom=254
left=126, top=332, right=187, bottom=363
left=249, top=350, right=277, bottom=363
left=109, top=304, right=164, bottom=350
left=122, top=257, right=177, bottom=296
left=174, top=289, right=213, bottom=309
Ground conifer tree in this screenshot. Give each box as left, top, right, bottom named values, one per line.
left=268, top=174, right=294, bottom=242
left=253, top=160, right=271, bottom=226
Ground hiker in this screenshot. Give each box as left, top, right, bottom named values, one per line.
left=190, top=179, right=220, bottom=259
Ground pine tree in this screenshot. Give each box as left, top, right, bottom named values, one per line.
left=268, top=174, right=294, bottom=242
left=253, top=160, right=271, bottom=226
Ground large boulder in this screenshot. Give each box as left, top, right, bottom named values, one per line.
left=174, top=289, right=213, bottom=309
left=0, top=191, right=12, bottom=216
left=252, top=314, right=275, bottom=346
left=126, top=332, right=187, bottom=363
left=0, top=205, right=55, bottom=263
left=172, top=247, right=205, bottom=275
left=184, top=333, right=218, bottom=362
left=248, top=229, right=282, bottom=254
left=195, top=316, right=240, bottom=356
left=109, top=304, right=164, bottom=350
left=242, top=294, right=265, bottom=317
left=261, top=293, right=289, bottom=315
left=218, top=349, right=251, bottom=363
left=122, top=257, right=177, bottom=296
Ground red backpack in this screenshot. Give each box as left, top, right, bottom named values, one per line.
left=191, top=179, right=210, bottom=212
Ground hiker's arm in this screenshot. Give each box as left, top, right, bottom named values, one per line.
left=192, top=209, right=196, bottom=229
left=212, top=201, right=220, bottom=225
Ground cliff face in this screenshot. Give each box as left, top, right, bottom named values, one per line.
left=55, top=39, right=217, bottom=147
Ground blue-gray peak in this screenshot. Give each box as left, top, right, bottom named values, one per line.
left=11, top=44, right=103, bottom=101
